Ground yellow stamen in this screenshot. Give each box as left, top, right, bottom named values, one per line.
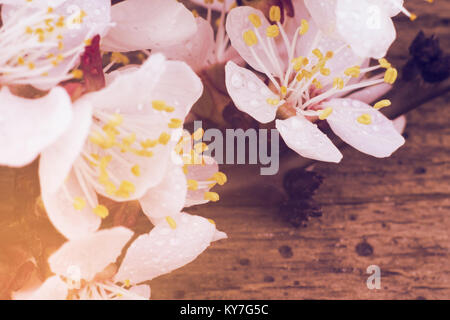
left=204, top=192, right=220, bottom=202
left=131, top=165, right=141, bottom=177
left=93, top=205, right=109, bottom=219
left=243, top=30, right=258, bottom=46
left=269, top=6, right=281, bottom=22
left=166, top=216, right=177, bottom=229
left=248, top=14, right=261, bottom=28
left=299, top=19, right=309, bottom=35
left=373, top=99, right=391, bottom=110
left=266, top=24, right=279, bottom=38
left=318, top=107, right=333, bottom=120
left=187, top=179, right=199, bottom=191
left=73, top=197, right=86, bottom=211
left=357, top=114, right=372, bottom=125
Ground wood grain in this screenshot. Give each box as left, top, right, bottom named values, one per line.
left=148, top=1, right=450, bottom=300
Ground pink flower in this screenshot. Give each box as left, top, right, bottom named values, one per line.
left=39, top=54, right=204, bottom=239
left=13, top=217, right=226, bottom=300
left=155, top=0, right=238, bottom=72
left=224, top=5, right=405, bottom=163
left=0, top=0, right=111, bottom=167
left=139, top=130, right=227, bottom=221
left=102, top=0, right=198, bottom=52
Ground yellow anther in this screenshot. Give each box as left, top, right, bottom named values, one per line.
left=373, top=99, right=392, bottom=110
left=73, top=197, right=86, bottom=211
left=152, top=100, right=166, bottom=111
left=93, top=205, right=109, bottom=219
left=109, top=113, right=123, bottom=127
left=292, top=56, right=308, bottom=72
left=266, top=24, right=279, bottom=38
left=166, top=216, right=177, bottom=229
left=17, top=57, right=25, bottom=65
left=116, top=181, right=136, bottom=198
left=158, top=132, right=171, bottom=145
left=131, top=165, right=141, bottom=177
left=192, top=9, right=199, bottom=17
left=168, top=118, right=183, bottom=129
left=212, top=172, right=227, bottom=185
left=409, top=13, right=417, bottom=21
left=266, top=98, right=280, bottom=106
left=312, top=48, right=323, bottom=59
left=312, top=78, right=323, bottom=89
left=344, top=66, right=361, bottom=78
left=357, top=114, right=372, bottom=125
left=84, top=38, right=92, bottom=46
left=296, top=69, right=312, bottom=81
left=208, top=219, right=216, bottom=225
left=320, top=68, right=331, bottom=76
left=56, top=16, right=65, bottom=28
left=325, top=51, right=334, bottom=60
left=194, top=142, right=208, bottom=154
left=187, top=179, right=199, bottom=191
left=248, top=14, right=261, bottom=28
left=193, top=128, right=205, bottom=141
left=318, top=107, right=333, bottom=120
left=47, top=7, right=54, bottom=13
left=124, top=280, right=131, bottom=288
left=384, top=68, right=398, bottom=84
left=58, top=41, right=64, bottom=50
left=280, top=86, right=287, bottom=96
left=299, top=19, right=309, bottom=35
left=333, top=77, right=344, bottom=90
left=378, top=58, right=391, bottom=69
left=25, top=26, right=33, bottom=34
left=111, top=52, right=130, bottom=65
left=204, top=192, right=220, bottom=202
left=141, top=139, right=158, bottom=149
left=269, top=6, right=281, bottom=22
left=71, top=69, right=83, bottom=79
left=122, top=133, right=136, bottom=147
left=243, top=30, right=258, bottom=46
left=28, top=62, right=35, bottom=70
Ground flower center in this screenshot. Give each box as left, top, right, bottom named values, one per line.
left=242, top=5, right=399, bottom=119
left=0, top=2, right=92, bottom=85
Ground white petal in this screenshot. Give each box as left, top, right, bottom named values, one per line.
left=190, top=0, right=235, bottom=11
left=102, top=0, right=197, bottom=51
left=49, top=227, right=133, bottom=281
left=326, top=98, right=405, bottom=157
left=225, top=61, right=280, bottom=123
left=117, top=285, right=151, bottom=300
left=1, top=0, right=111, bottom=90
left=41, top=169, right=101, bottom=240
left=304, top=0, right=338, bottom=35
left=39, top=99, right=92, bottom=193
left=336, top=0, right=396, bottom=59
left=276, top=116, right=343, bottom=162
left=115, top=213, right=226, bottom=284
left=393, top=115, right=407, bottom=134
left=345, top=82, right=392, bottom=104
left=155, top=17, right=215, bottom=72
left=139, top=164, right=188, bottom=219
left=17, top=275, right=68, bottom=300
left=0, top=87, right=72, bottom=167
left=226, top=6, right=284, bottom=76
left=372, top=0, right=405, bottom=17
left=0, top=0, right=66, bottom=7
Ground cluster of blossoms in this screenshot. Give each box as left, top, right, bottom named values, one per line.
left=0, top=0, right=434, bottom=299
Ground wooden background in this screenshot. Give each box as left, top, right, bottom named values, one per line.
left=149, top=1, right=450, bottom=300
